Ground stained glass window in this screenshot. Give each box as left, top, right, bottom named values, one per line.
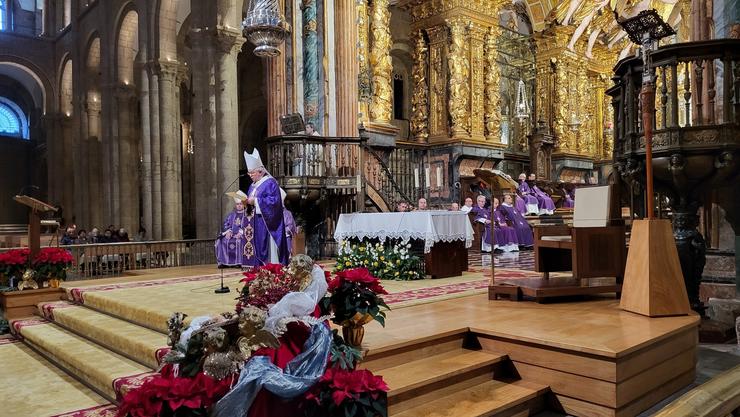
left=0, top=98, right=29, bottom=139
left=0, top=0, right=6, bottom=31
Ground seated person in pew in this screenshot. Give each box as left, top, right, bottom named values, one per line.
left=528, top=173, right=555, bottom=215
left=498, top=194, right=534, bottom=249
left=492, top=198, right=519, bottom=253
left=471, top=195, right=494, bottom=253
left=517, top=173, right=541, bottom=216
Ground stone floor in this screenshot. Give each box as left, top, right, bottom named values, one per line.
left=533, top=343, right=740, bottom=416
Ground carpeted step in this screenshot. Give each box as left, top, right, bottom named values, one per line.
left=63, top=273, right=246, bottom=333
left=12, top=318, right=155, bottom=402
left=38, top=301, right=169, bottom=369
left=0, top=338, right=117, bottom=417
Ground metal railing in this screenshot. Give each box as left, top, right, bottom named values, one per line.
left=0, top=239, right=217, bottom=280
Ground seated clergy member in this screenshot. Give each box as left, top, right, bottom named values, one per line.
left=517, top=173, right=540, bottom=215
left=417, top=198, right=428, bottom=210
left=244, top=149, right=290, bottom=265
left=492, top=198, right=519, bottom=252
left=528, top=173, right=555, bottom=215
left=471, top=195, right=493, bottom=253
left=498, top=194, right=534, bottom=248
left=450, top=202, right=460, bottom=211
left=460, top=197, right=474, bottom=213
left=215, top=190, right=258, bottom=268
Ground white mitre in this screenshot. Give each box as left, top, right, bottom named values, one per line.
left=244, top=149, right=264, bottom=171
left=280, top=188, right=287, bottom=202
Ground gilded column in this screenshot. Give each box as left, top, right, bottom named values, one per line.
left=446, top=18, right=470, bottom=138
left=576, top=64, right=590, bottom=155
left=427, top=25, right=448, bottom=139
left=484, top=26, right=501, bottom=142
left=410, top=30, right=429, bottom=143
left=369, top=0, right=392, bottom=124
left=303, top=0, right=320, bottom=126
left=335, top=0, right=359, bottom=136
left=157, top=61, right=182, bottom=240
left=468, top=23, right=485, bottom=141
left=357, top=0, right=370, bottom=124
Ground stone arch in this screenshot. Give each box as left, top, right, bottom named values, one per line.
left=85, top=34, right=102, bottom=105
left=116, top=6, right=139, bottom=85
left=0, top=58, right=52, bottom=113
left=58, top=55, right=73, bottom=115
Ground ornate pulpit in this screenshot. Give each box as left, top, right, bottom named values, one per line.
left=13, top=195, right=57, bottom=258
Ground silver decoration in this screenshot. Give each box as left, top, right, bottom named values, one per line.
left=242, top=0, right=290, bottom=57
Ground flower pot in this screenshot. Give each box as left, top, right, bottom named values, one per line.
left=342, top=325, right=365, bottom=347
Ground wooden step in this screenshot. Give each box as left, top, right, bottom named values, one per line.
left=363, top=330, right=469, bottom=372
left=392, top=379, right=548, bottom=417
left=374, top=348, right=506, bottom=402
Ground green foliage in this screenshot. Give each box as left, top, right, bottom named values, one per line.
left=334, top=240, right=423, bottom=281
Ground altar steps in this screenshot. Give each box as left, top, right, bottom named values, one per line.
left=362, top=332, right=549, bottom=417
left=13, top=319, right=154, bottom=402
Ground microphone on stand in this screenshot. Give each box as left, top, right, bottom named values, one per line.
left=215, top=173, right=250, bottom=294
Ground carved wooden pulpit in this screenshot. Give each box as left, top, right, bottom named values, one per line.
left=13, top=195, right=57, bottom=259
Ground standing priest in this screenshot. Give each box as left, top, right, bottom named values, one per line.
left=243, top=149, right=290, bottom=265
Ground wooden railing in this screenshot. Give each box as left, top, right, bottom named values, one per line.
left=363, top=145, right=426, bottom=211
left=266, top=135, right=362, bottom=182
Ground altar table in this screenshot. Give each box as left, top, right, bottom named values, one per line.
left=334, top=211, right=474, bottom=278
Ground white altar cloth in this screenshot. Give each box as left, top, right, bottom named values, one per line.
left=333, top=211, right=474, bottom=253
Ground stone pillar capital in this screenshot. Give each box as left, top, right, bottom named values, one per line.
left=151, top=60, right=180, bottom=81
left=214, top=26, right=246, bottom=55
left=114, top=84, right=138, bottom=100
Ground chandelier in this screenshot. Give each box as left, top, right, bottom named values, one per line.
left=514, top=79, right=530, bottom=121
left=242, top=0, right=290, bottom=58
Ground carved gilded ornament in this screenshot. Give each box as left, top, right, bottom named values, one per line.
left=469, top=24, right=486, bottom=138
left=357, top=0, right=371, bottom=112
left=446, top=18, right=470, bottom=137
left=484, top=26, right=501, bottom=142
left=401, top=0, right=507, bottom=24
left=410, top=31, right=429, bottom=142
left=369, top=0, right=393, bottom=123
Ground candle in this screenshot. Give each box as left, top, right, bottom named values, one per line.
left=356, top=174, right=361, bottom=192
left=436, top=167, right=442, bottom=188
left=414, top=168, right=420, bottom=188
left=425, top=167, right=431, bottom=188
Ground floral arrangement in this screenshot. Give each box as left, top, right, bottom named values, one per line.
left=335, top=240, right=423, bottom=281
left=0, top=248, right=30, bottom=282
left=321, top=267, right=389, bottom=328
left=32, top=248, right=74, bottom=280
left=119, top=255, right=389, bottom=417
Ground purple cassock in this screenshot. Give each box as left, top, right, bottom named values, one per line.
left=498, top=203, right=534, bottom=247
left=471, top=206, right=494, bottom=252
left=532, top=184, right=556, bottom=215
left=493, top=209, right=519, bottom=252
left=248, top=175, right=290, bottom=265
left=515, top=195, right=527, bottom=214
left=562, top=189, right=575, bottom=208
left=215, top=210, right=259, bottom=267
left=518, top=180, right=540, bottom=215
left=283, top=208, right=298, bottom=257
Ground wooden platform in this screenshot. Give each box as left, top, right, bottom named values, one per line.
left=489, top=276, right=622, bottom=302
left=361, top=294, right=700, bottom=417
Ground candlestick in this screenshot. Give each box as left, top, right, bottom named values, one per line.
left=425, top=167, right=430, bottom=188
left=414, top=168, right=420, bottom=188
left=436, top=167, right=442, bottom=188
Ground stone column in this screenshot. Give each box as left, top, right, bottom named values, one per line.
left=368, top=0, right=392, bottom=124
left=190, top=29, right=218, bottom=239
left=334, top=0, right=359, bottom=137
left=139, top=64, right=153, bottom=239
left=87, top=100, right=103, bottom=229
left=215, top=29, right=245, bottom=218
left=149, top=66, right=163, bottom=240
left=42, top=0, right=54, bottom=36
left=157, top=61, right=182, bottom=240
left=116, top=84, right=140, bottom=233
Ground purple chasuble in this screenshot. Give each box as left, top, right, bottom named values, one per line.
left=248, top=175, right=290, bottom=265
left=498, top=203, right=534, bottom=247
left=518, top=180, right=540, bottom=215
left=532, top=184, right=556, bottom=214
left=215, top=210, right=259, bottom=267
left=493, top=209, right=519, bottom=251
left=471, top=206, right=493, bottom=246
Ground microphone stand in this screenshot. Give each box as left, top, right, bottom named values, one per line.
left=215, top=174, right=247, bottom=294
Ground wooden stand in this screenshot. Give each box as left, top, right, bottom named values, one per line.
left=425, top=240, right=468, bottom=278
left=13, top=195, right=57, bottom=259
left=620, top=219, right=691, bottom=317
left=0, top=287, right=64, bottom=320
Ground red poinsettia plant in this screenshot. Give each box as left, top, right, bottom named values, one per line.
left=0, top=248, right=30, bottom=279
left=117, top=364, right=236, bottom=417
left=304, top=366, right=389, bottom=417
left=320, top=268, right=389, bottom=327
left=236, top=263, right=303, bottom=311
left=32, top=247, right=75, bottom=280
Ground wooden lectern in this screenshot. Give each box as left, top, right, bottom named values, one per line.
left=13, top=195, right=57, bottom=259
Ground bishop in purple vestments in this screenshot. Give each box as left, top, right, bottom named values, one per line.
left=517, top=173, right=540, bottom=215
left=499, top=194, right=534, bottom=247
left=244, top=149, right=290, bottom=266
